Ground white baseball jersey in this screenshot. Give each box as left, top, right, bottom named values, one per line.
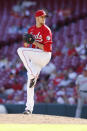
left=76, top=75, right=87, bottom=91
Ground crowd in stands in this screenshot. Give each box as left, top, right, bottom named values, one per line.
left=0, top=0, right=87, bottom=105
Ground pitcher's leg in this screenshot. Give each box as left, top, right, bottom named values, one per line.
left=25, top=56, right=46, bottom=112
left=17, top=47, right=36, bottom=78
left=25, top=72, right=39, bottom=113
left=25, top=76, right=34, bottom=113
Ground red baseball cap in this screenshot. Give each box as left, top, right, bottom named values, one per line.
left=35, top=10, right=47, bottom=17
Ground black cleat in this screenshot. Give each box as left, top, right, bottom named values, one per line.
left=30, top=78, right=35, bottom=88
left=23, top=110, right=32, bottom=114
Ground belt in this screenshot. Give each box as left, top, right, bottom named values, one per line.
left=80, top=90, right=87, bottom=93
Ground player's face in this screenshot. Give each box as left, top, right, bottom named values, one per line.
left=37, top=16, right=46, bottom=25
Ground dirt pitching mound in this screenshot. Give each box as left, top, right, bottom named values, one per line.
left=0, top=114, right=87, bottom=124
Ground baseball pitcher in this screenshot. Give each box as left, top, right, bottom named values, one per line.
left=75, top=65, right=87, bottom=118
left=17, top=10, right=52, bottom=114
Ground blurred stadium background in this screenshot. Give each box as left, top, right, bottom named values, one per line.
left=0, top=0, right=87, bottom=118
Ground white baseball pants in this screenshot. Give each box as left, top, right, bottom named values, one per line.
left=75, top=91, right=87, bottom=118
left=17, top=47, right=51, bottom=112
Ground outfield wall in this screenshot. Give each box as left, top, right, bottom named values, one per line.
left=3, top=104, right=87, bottom=119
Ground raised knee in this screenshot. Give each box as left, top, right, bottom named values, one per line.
left=17, top=47, right=23, bottom=54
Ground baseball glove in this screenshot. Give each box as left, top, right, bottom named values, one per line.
left=23, top=33, right=35, bottom=44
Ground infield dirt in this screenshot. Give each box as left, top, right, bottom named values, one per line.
left=0, top=114, right=87, bottom=124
